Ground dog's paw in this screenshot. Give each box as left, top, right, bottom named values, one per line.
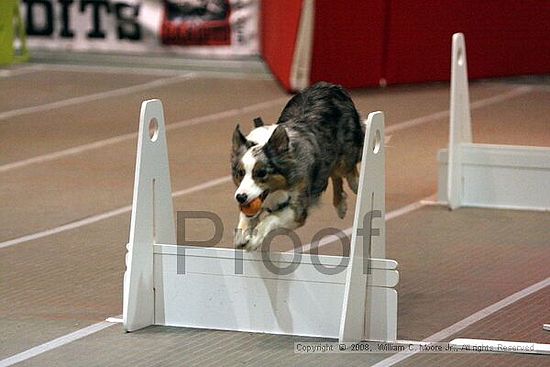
left=243, top=223, right=273, bottom=251
left=336, top=191, right=348, bottom=219
left=346, top=172, right=359, bottom=195
left=243, top=232, right=264, bottom=251
left=234, top=229, right=252, bottom=249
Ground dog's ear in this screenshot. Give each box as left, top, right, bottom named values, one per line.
left=232, top=124, right=247, bottom=152
left=253, top=117, right=264, bottom=128
left=264, top=125, right=289, bottom=157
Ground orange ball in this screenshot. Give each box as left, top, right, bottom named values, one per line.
left=240, top=197, right=263, bottom=217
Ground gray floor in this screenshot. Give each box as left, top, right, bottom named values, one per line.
left=0, top=61, right=549, bottom=366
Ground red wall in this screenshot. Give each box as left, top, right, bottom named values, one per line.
left=384, top=0, right=550, bottom=84
left=261, top=1, right=550, bottom=91
left=309, top=0, right=386, bottom=88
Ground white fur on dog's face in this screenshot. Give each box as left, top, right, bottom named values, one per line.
left=234, top=147, right=263, bottom=203
left=234, top=125, right=277, bottom=203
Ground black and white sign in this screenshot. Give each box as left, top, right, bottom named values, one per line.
left=21, top=0, right=259, bottom=56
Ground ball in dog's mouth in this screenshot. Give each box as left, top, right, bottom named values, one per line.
left=240, top=197, right=262, bottom=217
left=239, top=191, right=268, bottom=217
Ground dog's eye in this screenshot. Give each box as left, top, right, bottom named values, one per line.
left=237, top=169, right=245, bottom=178
left=255, top=169, right=267, bottom=178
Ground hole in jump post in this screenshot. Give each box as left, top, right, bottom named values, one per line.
left=457, top=47, right=464, bottom=66
left=149, top=118, right=159, bottom=142
left=373, top=129, right=381, bottom=154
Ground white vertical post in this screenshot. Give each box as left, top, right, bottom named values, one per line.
left=447, top=33, right=473, bottom=209
left=339, top=111, right=386, bottom=342
left=123, top=99, right=176, bottom=332
left=290, top=0, right=315, bottom=91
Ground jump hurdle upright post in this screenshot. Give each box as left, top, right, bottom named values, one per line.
left=340, top=111, right=392, bottom=342
left=447, top=33, right=472, bottom=210
left=123, top=100, right=177, bottom=332
left=123, top=100, right=399, bottom=342
left=438, top=33, right=550, bottom=211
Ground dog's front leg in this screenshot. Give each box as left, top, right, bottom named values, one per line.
left=234, top=212, right=259, bottom=248
left=245, top=207, right=299, bottom=251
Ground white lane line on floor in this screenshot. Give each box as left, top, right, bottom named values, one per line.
left=0, top=73, right=195, bottom=122
left=296, top=196, right=433, bottom=254
left=0, top=65, right=44, bottom=78
left=0, top=321, right=114, bottom=367
left=371, top=276, right=550, bottom=367
left=0, top=96, right=289, bottom=173
left=27, top=63, right=272, bottom=80
left=26, top=63, right=187, bottom=77
left=0, top=176, right=232, bottom=249
left=105, top=316, right=123, bottom=324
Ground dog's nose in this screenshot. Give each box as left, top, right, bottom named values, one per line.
left=236, top=193, right=248, bottom=204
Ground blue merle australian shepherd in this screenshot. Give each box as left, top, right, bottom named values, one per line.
left=231, top=82, right=364, bottom=251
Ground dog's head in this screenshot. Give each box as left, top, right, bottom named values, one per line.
left=231, top=124, right=291, bottom=206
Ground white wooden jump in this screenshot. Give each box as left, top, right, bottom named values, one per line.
left=123, top=101, right=399, bottom=343
left=437, top=33, right=550, bottom=211
left=438, top=33, right=550, bottom=355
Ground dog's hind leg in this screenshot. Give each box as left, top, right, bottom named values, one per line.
left=345, top=166, right=359, bottom=195
left=332, top=175, right=348, bottom=219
